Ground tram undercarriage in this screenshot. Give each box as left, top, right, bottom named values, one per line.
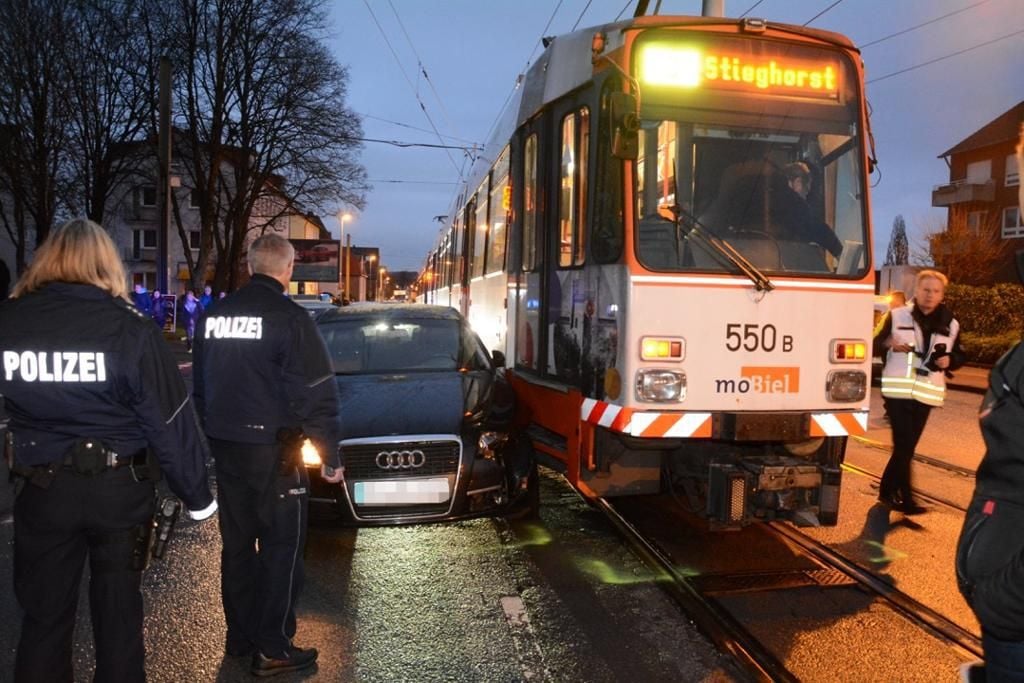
left=587, top=425, right=845, bottom=529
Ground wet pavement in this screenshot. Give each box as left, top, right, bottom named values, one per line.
left=0, top=470, right=738, bottom=682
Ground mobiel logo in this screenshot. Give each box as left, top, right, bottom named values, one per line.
left=715, top=366, right=800, bottom=394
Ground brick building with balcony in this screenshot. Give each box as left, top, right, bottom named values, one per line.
left=932, top=100, right=1022, bottom=283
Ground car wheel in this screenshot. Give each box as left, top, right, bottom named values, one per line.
left=505, top=462, right=544, bottom=520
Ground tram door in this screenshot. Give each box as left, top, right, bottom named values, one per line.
left=514, top=117, right=546, bottom=374
left=544, top=99, right=590, bottom=385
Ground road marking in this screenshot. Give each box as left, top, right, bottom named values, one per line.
left=500, top=595, right=549, bottom=681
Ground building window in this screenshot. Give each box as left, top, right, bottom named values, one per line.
left=1002, top=207, right=1024, bottom=239
left=139, top=186, right=157, bottom=207
left=967, top=211, right=984, bottom=234
left=1007, top=153, right=1020, bottom=187
left=188, top=230, right=201, bottom=250
left=189, top=188, right=201, bottom=208
left=134, top=229, right=157, bottom=249
left=966, top=159, right=991, bottom=184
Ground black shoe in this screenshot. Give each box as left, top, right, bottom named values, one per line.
left=251, top=646, right=318, bottom=677
left=896, top=500, right=928, bottom=515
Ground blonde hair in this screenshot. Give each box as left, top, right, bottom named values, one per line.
left=12, top=218, right=129, bottom=300
left=248, top=233, right=295, bottom=277
left=915, top=268, right=948, bottom=289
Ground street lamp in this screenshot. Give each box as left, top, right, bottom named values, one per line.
left=338, top=211, right=352, bottom=299
left=378, top=266, right=386, bottom=301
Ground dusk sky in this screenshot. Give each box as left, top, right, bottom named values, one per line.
left=328, top=0, right=1024, bottom=273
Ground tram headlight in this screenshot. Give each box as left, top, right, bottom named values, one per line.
left=826, top=370, right=867, bottom=402
left=636, top=369, right=687, bottom=402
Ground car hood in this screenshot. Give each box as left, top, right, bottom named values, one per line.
left=335, top=372, right=491, bottom=440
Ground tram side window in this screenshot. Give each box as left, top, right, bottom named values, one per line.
left=522, top=134, right=539, bottom=272
left=559, top=108, right=589, bottom=268
left=473, top=183, right=489, bottom=278
left=487, top=148, right=510, bottom=275
left=453, top=214, right=464, bottom=285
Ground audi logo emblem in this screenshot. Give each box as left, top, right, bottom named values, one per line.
left=376, top=449, right=427, bottom=470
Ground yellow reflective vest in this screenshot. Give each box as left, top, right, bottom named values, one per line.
left=880, top=305, right=959, bottom=407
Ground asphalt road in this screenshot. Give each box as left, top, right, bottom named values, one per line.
left=0, top=471, right=737, bottom=682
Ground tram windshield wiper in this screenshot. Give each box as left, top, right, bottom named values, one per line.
left=674, top=207, right=775, bottom=292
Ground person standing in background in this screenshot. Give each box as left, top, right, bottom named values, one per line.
left=151, top=289, right=166, bottom=329
left=874, top=269, right=965, bottom=514
left=181, top=290, right=203, bottom=352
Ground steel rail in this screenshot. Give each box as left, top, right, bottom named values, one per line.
left=594, top=497, right=797, bottom=683
left=767, top=521, right=983, bottom=660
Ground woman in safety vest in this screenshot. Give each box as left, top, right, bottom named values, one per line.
left=873, top=269, right=965, bottom=514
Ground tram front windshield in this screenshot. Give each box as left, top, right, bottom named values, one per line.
left=632, top=40, right=868, bottom=278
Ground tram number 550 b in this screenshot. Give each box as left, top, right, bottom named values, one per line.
left=725, top=323, right=793, bottom=353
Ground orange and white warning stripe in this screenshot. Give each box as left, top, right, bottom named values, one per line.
left=583, top=399, right=867, bottom=439
left=809, top=411, right=868, bottom=437
left=581, top=399, right=711, bottom=438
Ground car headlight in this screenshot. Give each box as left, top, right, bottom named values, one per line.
left=635, top=369, right=686, bottom=402
left=301, top=439, right=322, bottom=466
left=827, top=370, right=866, bottom=402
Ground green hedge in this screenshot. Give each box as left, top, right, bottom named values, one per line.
left=944, top=283, right=1024, bottom=337
left=958, top=331, right=1021, bottom=365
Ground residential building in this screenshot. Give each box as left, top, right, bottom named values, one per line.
left=932, top=100, right=1023, bottom=283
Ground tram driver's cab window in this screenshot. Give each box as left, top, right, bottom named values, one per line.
left=634, top=120, right=868, bottom=278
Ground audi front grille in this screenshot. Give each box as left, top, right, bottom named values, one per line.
left=341, top=440, right=459, bottom=480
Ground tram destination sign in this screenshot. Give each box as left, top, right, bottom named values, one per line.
left=637, top=38, right=842, bottom=101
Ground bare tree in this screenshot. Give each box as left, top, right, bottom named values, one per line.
left=60, top=0, right=155, bottom=223
left=0, top=0, right=73, bottom=271
left=156, top=0, right=367, bottom=293
left=918, top=207, right=1012, bottom=285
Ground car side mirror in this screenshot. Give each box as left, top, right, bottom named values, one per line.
left=491, top=349, right=506, bottom=368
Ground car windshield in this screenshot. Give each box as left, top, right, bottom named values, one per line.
left=317, top=316, right=489, bottom=374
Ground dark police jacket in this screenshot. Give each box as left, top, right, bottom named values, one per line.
left=956, top=341, right=1024, bottom=641
left=192, top=274, right=340, bottom=467
left=0, top=283, right=214, bottom=512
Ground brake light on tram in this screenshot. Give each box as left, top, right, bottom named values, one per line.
left=830, top=339, right=867, bottom=362
left=636, top=369, right=687, bottom=402
left=640, top=336, right=685, bottom=361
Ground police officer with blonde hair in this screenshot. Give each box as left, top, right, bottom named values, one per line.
left=0, top=218, right=217, bottom=681
left=194, top=233, right=341, bottom=676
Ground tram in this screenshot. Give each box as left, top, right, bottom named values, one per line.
left=417, top=14, right=875, bottom=527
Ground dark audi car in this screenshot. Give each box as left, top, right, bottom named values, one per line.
left=308, top=304, right=537, bottom=524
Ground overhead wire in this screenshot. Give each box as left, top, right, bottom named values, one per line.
left=614, top=0, right=633, bottom=21
left=738, top=0, right=766, bottom=19
left=867, top=25, right=1024, bottom=84
left=358, top=113, right=480, bottom=145
left=361, top=0, right=464, bottom=179
left=802, top=0, right=844, bottom=26
left=571, top=0, right=595, bottom=31
left=385, top=0, right=462, bottom=150
left=860, top=0, right=992, bottom=49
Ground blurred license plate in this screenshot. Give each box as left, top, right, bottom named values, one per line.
left=353, top=478, right=450, bottom=505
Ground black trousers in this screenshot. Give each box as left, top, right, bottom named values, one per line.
left=881, top=397, right=933, bottom=500
left=211, top=439, right=309, bottom=658
left=13, top=466, right=155, bottom=683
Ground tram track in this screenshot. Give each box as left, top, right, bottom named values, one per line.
left=597, top=491, right=981, bottom=680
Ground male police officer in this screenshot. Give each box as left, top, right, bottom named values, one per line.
left=193, top=233, right=341, bottom=677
